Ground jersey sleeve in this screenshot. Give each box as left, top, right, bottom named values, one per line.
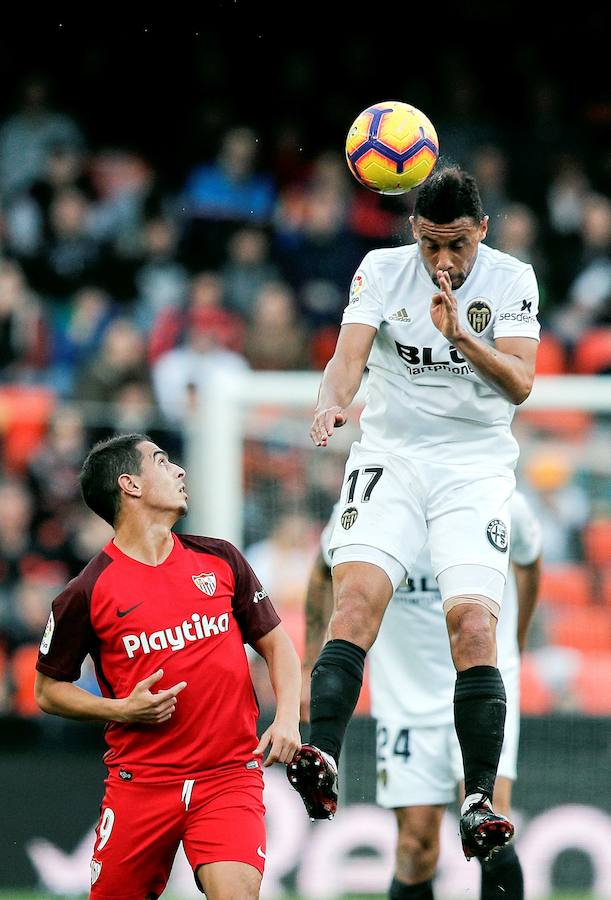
left=341, top=253, right=384, bottom=330
left=510, top=491, right=543, bottom=566
left=228, top=545, right=281, bottom=645
left=36, top=579, right=96, bottom=682
left=493, top=265, right=541, bottom=342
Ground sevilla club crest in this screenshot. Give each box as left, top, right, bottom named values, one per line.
left=192, top=572, right=217, bottom=596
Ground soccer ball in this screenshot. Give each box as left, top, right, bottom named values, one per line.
left=345, top=101, right=439, bottom=194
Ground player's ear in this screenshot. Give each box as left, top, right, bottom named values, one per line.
left=118, top=473, right=142, bottom=498
left=479, top=215, right=489, bottom=242
left=409, top=215, right=418, bottom=240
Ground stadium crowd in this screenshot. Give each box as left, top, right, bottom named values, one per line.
left=0, top=58, right=609, bottom=719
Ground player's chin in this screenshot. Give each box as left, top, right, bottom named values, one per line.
left=176, top=499, right=189, bottom=517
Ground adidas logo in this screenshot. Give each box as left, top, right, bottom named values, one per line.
left=389, top=308, right=411, bottom=323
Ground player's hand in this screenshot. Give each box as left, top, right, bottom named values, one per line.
left=253, top=717, right=301, bottom=767
left=431, top=270, right=465, bottom=343
left=119, top=669, right=187, bottom=725
left=310, top=406, right=347, bottom=447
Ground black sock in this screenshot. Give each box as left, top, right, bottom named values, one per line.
left=389, top=877, right=434, bottom=899
left=309, top=639, right=366, bottom=762
left=454, top=665, right=506, bottom=799
left=479, top=844, right=523, bottom=899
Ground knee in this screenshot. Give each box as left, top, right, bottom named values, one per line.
left=329, top=585, right=380, bottom=649
left=395, top=830, right=440, bottom=882
left=447, top=604, right=496, bottom=666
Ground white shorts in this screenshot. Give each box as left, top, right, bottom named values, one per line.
left=329, top=444, right=515, bottom=604
left=375, top=667, right=520, bottom=808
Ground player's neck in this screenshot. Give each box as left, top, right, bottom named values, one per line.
left=113, top=516, right=176, bottom=567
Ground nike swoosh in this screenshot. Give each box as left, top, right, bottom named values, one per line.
left=116, top=602, right=144, bottom=618
left=256, top=846, right=266, bottom=859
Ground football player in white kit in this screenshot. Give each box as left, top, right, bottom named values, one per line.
left=288, top=166, right=540, bottom=862
left=301, top=491, right=542, bottom=900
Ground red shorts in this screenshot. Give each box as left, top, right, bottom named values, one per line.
left=89, top=766, right=266, bottom=899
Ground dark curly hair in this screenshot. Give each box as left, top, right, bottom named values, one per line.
left=414, top=165, right=484, bottom=223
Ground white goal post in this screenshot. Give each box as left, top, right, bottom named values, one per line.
left=187, top=373, right=611, bottom=547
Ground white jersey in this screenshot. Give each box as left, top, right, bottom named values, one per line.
left=321, top=491, right=542, bottom=728
left=343, top=242, right=540, bottom=469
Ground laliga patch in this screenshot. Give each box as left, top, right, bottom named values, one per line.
left=466, top=298, right=492, bottom=334
left=349, top=271, right=365, bottom=305
left=486, top=519, right=508, bottom=553
left=341, top=506, right=359, bottom=529
left=39, top=611, right=55, bottom=655
left=90, top=858, right=102, bottom=886
left=246, top=759, right=260, bottom=769
left=192, top=572, right=217, bottom=596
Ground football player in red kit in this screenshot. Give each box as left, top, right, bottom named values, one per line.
left=35, top=434, right=301, bottom=900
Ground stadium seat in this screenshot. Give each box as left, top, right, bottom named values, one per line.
left=539, top=563, right=592, bottom=607
left=583, top=519, right=611, bottom=568
left=11, top=645, right=42, bottom=717
left=573, top=654, right=611, bottom=714
left=535, top=331, right=568, bottom=374
left=549, top=607, right=611, bottom=653
left=0, top=386, right=56, bottom=473
left=573, top=327, right=611, bottom=375
left=519, top=654, right=554, bottom=714
left=516, top=408, right=592, bottom=442
left=310, top=325, right=340, bottom=371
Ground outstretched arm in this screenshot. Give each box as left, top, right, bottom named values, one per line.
left=252, top=625, right=301, bottom=766
left=311, top=323, right=376, bottom=446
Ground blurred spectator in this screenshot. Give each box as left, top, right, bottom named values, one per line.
left=547, top=155, right=591, bottom=236
left=30, top=187, right=101, bottom=301
left=48, top=285, right=115, bottom=395
left=0, top=76, right=84, bottom=197
left=0, top=260, right=48, bottom=381
left=5, top=572, right=63, bottom=649
left=471, top=144, right=510, bottom=246
left=185, top=127, right=275, bottom=222
left=5, top=143, right=93, bottom=258
left=278, top=189, right=363, bottom=323
left=65, top=510, right=114, bottom=574
left=183, top=127, right=276, bottom=267
left=523, top=452, right=590, bottom=562
left=88, top=149, right=158, bottom=250
left=222, top=228, right=279, bottom=318
left=152, top=317, right=248, bottom=425
left=148, top=271, right=244, bottom=363
left=245, top=511, right=319, bottom=611
left=89, top=379, right=180, bottom=459
left=133, top=217, right=188, bottom=329
left=244, top=282, right=308, bottom=370
left=0, top=480, right=37, bottom=593
left=26, top=404, right=86, bottom=527
left=552, top=194, right=611, bottom=343
left=73, top=318, right=149, bottom=407
left=497, top=203, right=548, bottom=298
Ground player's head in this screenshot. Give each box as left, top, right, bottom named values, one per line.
left=80, top=434, right=187, bottom=527
left=410, top=165, right=488, bottom=290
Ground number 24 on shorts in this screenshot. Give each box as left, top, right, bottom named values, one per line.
left=377, top=726, right=411, bottom=762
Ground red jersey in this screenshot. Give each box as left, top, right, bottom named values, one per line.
left=36, top=533, right=280, bottom=782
